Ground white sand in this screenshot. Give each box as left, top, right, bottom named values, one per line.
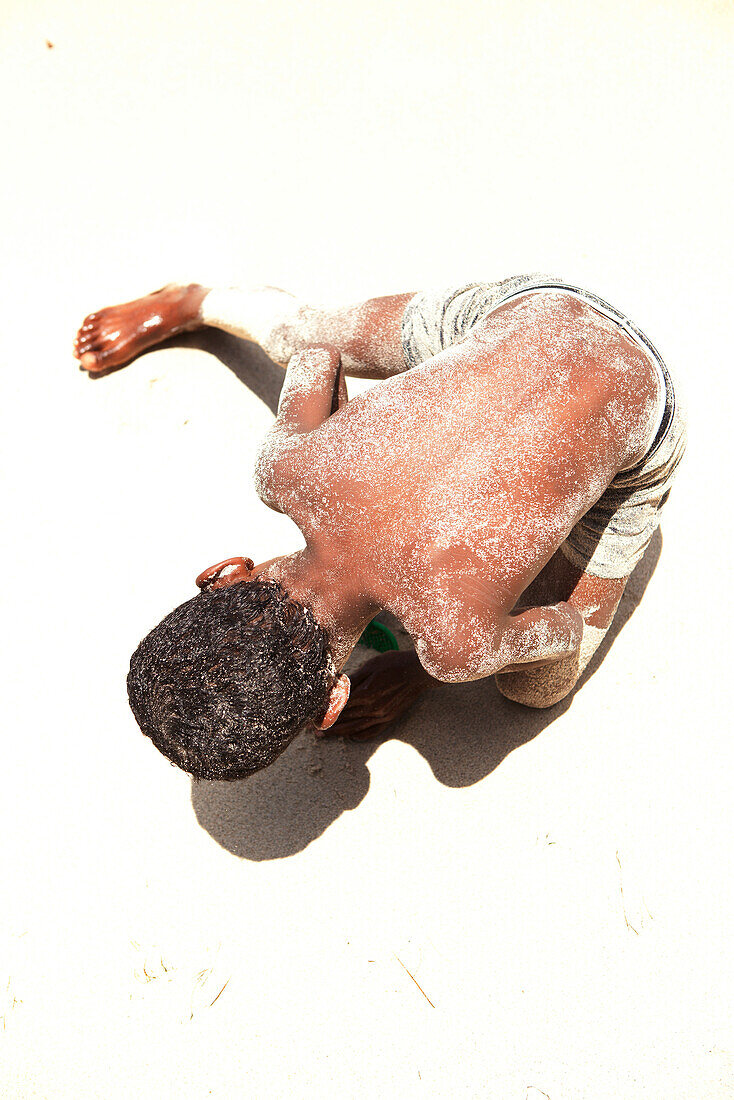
left=2, top=1, right=733, bottom=1096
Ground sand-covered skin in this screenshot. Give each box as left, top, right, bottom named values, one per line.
left=2, top=2, right=733, bottom=1098
left=250, top=289, right=659, bottom=684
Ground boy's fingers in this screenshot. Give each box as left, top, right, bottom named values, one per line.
left=342, top=717, right=393, bottom=740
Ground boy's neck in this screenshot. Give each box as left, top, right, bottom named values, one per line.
left=263, top=546, right=379, bottom=669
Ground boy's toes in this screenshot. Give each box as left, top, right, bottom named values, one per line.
left=75, top=318, right=100, bottom=355
left=79, top=351, right=99, bottom=371
left=80, top=341, right=127, bottom=373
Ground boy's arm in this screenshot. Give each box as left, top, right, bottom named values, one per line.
left=324, top=603, right=584, bottom=740
left=275, top=344, right=347, bottom=435
left=253, top=344, right=347, bottom=512
left=320, top=649, right=436, bottom=741
left=495, top=559, right=630, bottom=706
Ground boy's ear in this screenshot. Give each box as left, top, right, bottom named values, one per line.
left=196, top=557, right=255, bottom=591
left=314, top=674, right=351, bottom=730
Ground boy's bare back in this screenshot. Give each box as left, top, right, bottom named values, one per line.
left=258, top=291, right=658, bottom=679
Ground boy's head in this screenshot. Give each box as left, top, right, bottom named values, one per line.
left=127, top=564, right=350, bottom=781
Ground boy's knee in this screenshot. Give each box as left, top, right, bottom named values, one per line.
left=495, top=653, right=581, bottom=709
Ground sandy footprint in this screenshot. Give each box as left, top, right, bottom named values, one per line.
left=128, top=939, right=231, bottom=1023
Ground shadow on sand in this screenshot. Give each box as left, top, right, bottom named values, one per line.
left=169, top=327, right=284, bottom=413
left=88, top=325, right=285, bottom=408
left=180, top=325, right=664, bottom=860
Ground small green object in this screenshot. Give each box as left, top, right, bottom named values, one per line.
left=358, top=619, right=399, bottom=652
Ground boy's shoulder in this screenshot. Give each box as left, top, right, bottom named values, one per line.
left=253, top=424, right=309, bottom=514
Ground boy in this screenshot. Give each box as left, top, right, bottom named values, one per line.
left=75, top=274, right=685, bottom=778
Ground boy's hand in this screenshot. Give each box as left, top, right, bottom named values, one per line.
left=319, top=649, right=434, bottom=741
left=277, top=344, right=344, bottom=434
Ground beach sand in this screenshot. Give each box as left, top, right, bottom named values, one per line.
left=2, top=1, right=733, bottom=1095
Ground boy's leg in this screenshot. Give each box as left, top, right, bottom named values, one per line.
left=73, top=273, right=565, bottom=377
left=75, top=284, right=412, bottom=378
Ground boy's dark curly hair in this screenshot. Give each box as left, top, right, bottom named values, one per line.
left=127, top=578, right=336, bottom=781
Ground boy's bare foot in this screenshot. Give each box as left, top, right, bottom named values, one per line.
left=74, top=283, right=208, bottom=373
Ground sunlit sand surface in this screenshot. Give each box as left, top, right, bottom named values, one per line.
left=2, top=1, right=732, bottom=1095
